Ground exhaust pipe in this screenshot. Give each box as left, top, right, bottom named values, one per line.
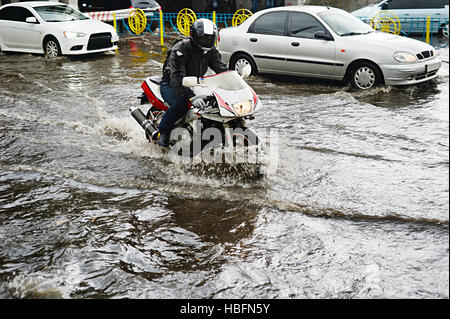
left=129, top=107, right=157, bottom=136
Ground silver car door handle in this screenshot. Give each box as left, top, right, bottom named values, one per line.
left=250, top=38, right=258, bottom=42
left=291, top=42, right=300, bottom=47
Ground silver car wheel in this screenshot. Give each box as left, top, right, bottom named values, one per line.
left=443, top=24, right=449, bottom=38
left=235, top=58, right=251, bottom=76
left=354, top=66, right=376, bottom=89
left=45, top=40, right=60, bottom=58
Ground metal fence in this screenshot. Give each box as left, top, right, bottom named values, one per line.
left=360, top=17, right=449, bottom=47
left=113, top=11, right=236, bottom=37
left=109, top=10, right=448, bottom=48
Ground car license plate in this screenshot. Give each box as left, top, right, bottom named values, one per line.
left=426, top=62, right=440, bottom=73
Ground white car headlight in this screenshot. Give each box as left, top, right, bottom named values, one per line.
left=63, top=31, right=87, bottom=39
left=393, top=51, right=417, bottom=63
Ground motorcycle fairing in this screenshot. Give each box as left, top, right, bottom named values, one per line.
left=213, top=92, right=236, bottom=117
left=142, top=77, right=168, bottom=111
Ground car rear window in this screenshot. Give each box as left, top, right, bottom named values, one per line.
left=0, top=6, right=35, bottom=22
left=249, top=11, right=288, bottom=36
left=0, top=7, right=17, bottom=21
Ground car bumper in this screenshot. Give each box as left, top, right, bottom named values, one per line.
left=60, top=35, right=119, bottom=55
left=381, top=58, right=442, bottom=86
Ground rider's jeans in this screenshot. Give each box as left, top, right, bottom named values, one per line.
left=158, top=82, right=189, bottom=134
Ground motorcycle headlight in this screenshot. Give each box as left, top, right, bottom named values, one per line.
left=63, top=31, right=87, bottom=39
left=393, top=51, right=417, bottom=63
left=233, top=101, right=253, bottom=116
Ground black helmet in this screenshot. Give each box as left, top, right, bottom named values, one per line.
left=190, top=18, right=218, bottom=52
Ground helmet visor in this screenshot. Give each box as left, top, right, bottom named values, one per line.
left=196, top=34, right=216, bottom=49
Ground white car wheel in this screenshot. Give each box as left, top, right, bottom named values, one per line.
left=441, top=24, right=449, bottom=38
left=235, top=58, right=251, bottom=76
left=44, top=38, right=61, bottom=58
left=354, top=66, right=376, bottom=90
left=230, top=53, right=257, bottom=76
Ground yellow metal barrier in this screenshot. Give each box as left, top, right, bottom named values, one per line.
left=177, top=8, right=197, bottom=36
left=232, top=9, right=252, bottom=27
left=370, top=11, right=401, bottom=35
left=425, top=16, right=431, bottom=44
left=128, top=8, right=147, bottom=35
left=113, top=12, right=119, bottom=53
left=160, top=10, right=164, bottom=46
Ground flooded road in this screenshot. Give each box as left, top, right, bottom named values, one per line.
left=0, top=35, right=448, bottom=299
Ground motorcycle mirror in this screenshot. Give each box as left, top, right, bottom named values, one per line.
left=241, top=65, right=252, bottom=79
left=182, top=77, right=198, bottom=87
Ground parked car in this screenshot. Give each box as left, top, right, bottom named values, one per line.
left=218, top=6, right=442, bottom=90
left=78, top=0, right=160, bottom=13
left=130, top=0, right=161, bottom=12
left=0, top=1, right=119, bottom=57
left=77, top=0, right=160, bottom=30
left=352, top=0, right=449, bottom=36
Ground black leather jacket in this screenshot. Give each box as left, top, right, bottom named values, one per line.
left=162, top=38, right=228, bottom=100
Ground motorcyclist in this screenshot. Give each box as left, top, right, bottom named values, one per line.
left=157, top=18, right=228, bottom=147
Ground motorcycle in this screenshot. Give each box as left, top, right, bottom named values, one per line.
left=130, top=66, right=262, bottom=159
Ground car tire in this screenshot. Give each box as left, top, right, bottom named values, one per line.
left=43, top=37, right=61, bottom=58
left=439, top=24, right=449, bottom=38
left=229, top=53, right=257, bottom=76
left=349, top=62, right=382, bottom=90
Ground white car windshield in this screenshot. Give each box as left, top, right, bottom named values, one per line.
left=318, top=10, right=374, bottom=36
left=201, top=71, right=248, bottom=91
left=34, top=5, right=89, bottom=22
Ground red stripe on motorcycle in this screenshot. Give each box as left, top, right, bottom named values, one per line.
left=214, top=92, right=235, bottom=114
left=250, top=87, right=258, bottom=106
left=141, top=81, right=168, bottom=111
left=201, top=71, right=233, bottom=79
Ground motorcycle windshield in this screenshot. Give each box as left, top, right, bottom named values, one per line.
left=201, top=71, right=248, bottom=91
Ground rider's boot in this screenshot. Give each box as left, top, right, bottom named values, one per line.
left=151, top=131, right=160, bottom=142
left=158, top=131, right=170, bottom=147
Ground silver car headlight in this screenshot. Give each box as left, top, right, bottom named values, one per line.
left=393, top=51, right=417, bottom=63
left=63, top=31, right=87, bottom=39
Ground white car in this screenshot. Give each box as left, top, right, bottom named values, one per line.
left=218, top=6, right=442, bottom=89
left=0, top=1, right=119, bottom=58
left=352, top=0, right=449, bottom=36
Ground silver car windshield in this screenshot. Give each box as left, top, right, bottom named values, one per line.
left=34, top=5, right=89, bottom=22
left=318, top=10, right=374, bottom=36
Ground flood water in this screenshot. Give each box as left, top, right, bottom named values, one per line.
left=0, top=35, right=448, bottom=299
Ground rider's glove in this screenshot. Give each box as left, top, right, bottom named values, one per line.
left=190, top=95, right=206, bottom=109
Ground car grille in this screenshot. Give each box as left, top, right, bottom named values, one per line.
left=416, top=50, right=434, bottom=60
left=87, top=33, right=112, bottom=51
left=414, top=70, right=438, bottom=81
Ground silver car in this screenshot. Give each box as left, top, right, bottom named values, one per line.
left=218, top=6, right=442, bottom=90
